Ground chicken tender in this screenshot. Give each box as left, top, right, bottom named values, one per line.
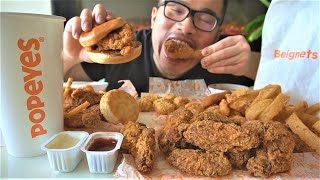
left=184, top=120, right=263, bottom=152
left=167, top=149, right=232, bottom=177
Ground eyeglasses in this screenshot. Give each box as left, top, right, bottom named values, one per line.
left=159, top=1, right=221, bottom=32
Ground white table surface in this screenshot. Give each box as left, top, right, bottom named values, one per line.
left=0, top=146, right=124, bottom=179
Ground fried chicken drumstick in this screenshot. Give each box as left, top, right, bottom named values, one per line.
left=164, top=39, right=204, bottom=59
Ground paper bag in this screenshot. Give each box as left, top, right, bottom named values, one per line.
left=254, top=0, right=320, bottom=105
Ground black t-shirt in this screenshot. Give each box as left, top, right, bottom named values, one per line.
left=81, top=28, right=254, bottom=94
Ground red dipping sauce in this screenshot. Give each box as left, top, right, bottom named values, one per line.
left=88, top=137, right=117, bottom=151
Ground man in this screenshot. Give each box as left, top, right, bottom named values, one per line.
left=63, top=0, right=260, bottom=94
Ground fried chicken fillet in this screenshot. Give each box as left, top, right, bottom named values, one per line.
left=121, top=121, right=156, bottom=173
left=92, top=23, right=135, bottom=56
left=184, top=120, right=264, bottom=152
left=167, top=149, right=232, bottom=176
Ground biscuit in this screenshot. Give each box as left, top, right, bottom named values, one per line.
left=100, top=89, right=139, bottom=124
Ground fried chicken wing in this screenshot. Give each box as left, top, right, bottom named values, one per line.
left=121, top=121, right=156, bottom=173
left=167, top=149, right=232, bottom=176
left=246, top=121, right=295, bottom=177
left=158, top=108, right=194, bottom=154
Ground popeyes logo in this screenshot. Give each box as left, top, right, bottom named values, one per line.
left=274, top=49, right=319, bottom=60
left=18, top=38, right=47, bottom=138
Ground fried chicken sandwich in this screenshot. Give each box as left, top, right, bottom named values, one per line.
left=79, top=17, right=142, bottom=64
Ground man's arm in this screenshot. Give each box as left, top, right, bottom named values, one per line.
left=64, top=63, right=91, bottom=82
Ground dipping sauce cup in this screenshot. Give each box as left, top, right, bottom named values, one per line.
left=81, top=132, right=123, bottom=173
left=41, top=131, right=89, bottom=172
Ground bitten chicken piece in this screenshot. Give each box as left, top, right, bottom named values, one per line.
left=121, top=122, right=156, bottom=173
left=164, top=39, right=204, bottom=59
left=167, top=149, right=232, bottom=177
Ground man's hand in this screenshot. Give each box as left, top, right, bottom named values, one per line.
left=62, top=4, right=115, bottom=74
left=200, top=35, right=260, bottom=80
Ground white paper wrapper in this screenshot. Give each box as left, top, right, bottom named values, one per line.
left=254, top=0, right=320, bottom=105
left=148, top=77, right=210, bottom=97
left=114, top=112, right=320, bottom=179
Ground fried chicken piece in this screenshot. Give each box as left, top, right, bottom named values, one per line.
left=226, top=149, right=252, bottom=169
left=185, top=102, right=204, bottom=116
left=64, top=104, right=105, bottom=128
left=167, top=149, right=232, bottom=177
left=137, top=98, right=154, bottom=112
left=158, top=108, right=194, bottom=154
left=64, top=87, right=103, bottom=112
left=173, top=96, right=190, bottom=107
left=121, top=122, right=156, bottom=173
left=184, top=120, right=263, bottom=152
left=164, top=39, right=204, bottom=59
left=246, top=121, right=295, bottom=177
left=190, top=111, right=243, bottom=125
left=153, top=98, right=176, bottom=115
left=96, top=23, right=135, bottom=56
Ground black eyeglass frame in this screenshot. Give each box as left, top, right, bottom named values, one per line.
left=159, top=0, right=222, bottom=32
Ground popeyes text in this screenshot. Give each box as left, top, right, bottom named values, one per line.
left=18, top=38, right=47, bottom=138
left=274, top=49, right=319, bottom=60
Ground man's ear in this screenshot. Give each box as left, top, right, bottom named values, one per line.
left=151, top=7, right=158, bottom=29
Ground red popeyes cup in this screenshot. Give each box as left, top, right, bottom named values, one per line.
left=0, top=12, right=65, bottom=157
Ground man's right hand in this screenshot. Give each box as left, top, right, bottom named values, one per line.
left=62, top=4, right=115, bottom=74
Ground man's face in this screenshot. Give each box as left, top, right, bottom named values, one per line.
left=151, top=0, right=224, bottom=79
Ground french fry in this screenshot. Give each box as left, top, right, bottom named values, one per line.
left=252, top=84, right=281, bottom=104
left=293, top=101, right=308, bottom=113
left=226, top=89, right=259, bottom=115
left=305, top=103, right=320, bottom=115
left=312, top=121, right=320, bottom=136
left=245, top=99, right=273, bottom=120
left=259, top=93, right=289, bottom=121
left=64, top=77, right=73, bottom=99
left=219, top=99, right=230, bottom=116
left=64, top=101, right=90, bottom=118
left=286, top=113, right=320, bottom=154
left=202, top=90, right=231, bottom=108
left=296, top=112, right=320, bottom=129
left=85, top=84, right=95, bottom=92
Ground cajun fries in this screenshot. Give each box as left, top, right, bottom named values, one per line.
left=286, top=113, right=320, bottom=154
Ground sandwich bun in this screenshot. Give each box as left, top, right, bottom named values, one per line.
left=87, top=41, right=142, bottom=64
left=79, top=17, right=142, bottom=64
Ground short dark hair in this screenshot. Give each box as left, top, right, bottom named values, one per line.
left=157, top=0, right=228, bottom=23
left=221, top=0, right=228, bottom=23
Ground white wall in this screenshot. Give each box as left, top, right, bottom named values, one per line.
left=0, top=0, right=52, bottom=15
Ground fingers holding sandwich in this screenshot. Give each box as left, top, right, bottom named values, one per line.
left=79, top=17, right=142, bottom=64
